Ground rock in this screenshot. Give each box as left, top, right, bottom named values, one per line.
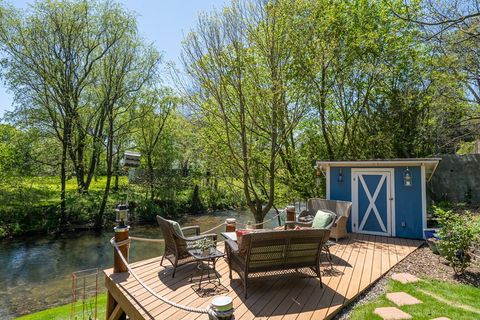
left=374, top=307, right=412, bottom=320
left=391, top=273, right=419, bottom=284
left=386, top=292, right=422, bottom=306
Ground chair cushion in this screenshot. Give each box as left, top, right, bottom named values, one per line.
left=167, top=219, right=184, bottom=237
left=312, top=210, right=335, bottom=229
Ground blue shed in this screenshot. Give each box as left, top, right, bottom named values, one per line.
left=316, top=159, right=441, bottom=239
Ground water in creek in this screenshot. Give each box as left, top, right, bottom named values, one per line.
left=0, top=209, right=283, bottom=319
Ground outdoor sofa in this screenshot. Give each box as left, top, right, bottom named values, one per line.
left=225, top=228, right=330, bottom=298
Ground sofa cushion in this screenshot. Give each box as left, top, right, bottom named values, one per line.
left=167, top=219, right=184, bottom=237
left=312, top=210, right=335, bottom=229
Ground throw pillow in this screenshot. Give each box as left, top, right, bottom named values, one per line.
left=235, top=229, right=251, bottom=248
left=312, top=210, right=336, bottom=229
left=294, top=225, right=312, bottom=230
left=167, top=219, right=184, bottom=237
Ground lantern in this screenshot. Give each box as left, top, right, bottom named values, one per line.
left=404, top=167, right=412, bottom=187
left=115, top=204, right=129, bottom=227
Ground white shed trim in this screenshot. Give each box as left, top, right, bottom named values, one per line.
left=316, top=158, right=440, bottom=181
left=326, top=165, right=331, bottom=200
left=421, top=164, right=427, bottom=237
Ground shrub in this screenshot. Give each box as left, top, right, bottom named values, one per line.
left=434, top=206, right=479, bottom=274
left=133, top=198, right=188, bottom=223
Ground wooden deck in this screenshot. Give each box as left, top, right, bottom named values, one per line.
left=104, top=234, right=422, bottom=320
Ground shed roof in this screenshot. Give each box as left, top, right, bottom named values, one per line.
left=316, top=158, right=441, bottom=181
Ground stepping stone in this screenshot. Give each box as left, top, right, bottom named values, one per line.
left=374, top=307, right=412, bottom=320
left=431, top=318, right=450, bottom=320
left=391, top=272, right=419, bottom=284
left=386, top=292, right=422, bottom=306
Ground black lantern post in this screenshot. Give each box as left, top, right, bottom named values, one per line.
left=113, top=151, right=141, bottom=273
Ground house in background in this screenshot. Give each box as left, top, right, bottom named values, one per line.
left=316, top=159, right=441, bottom=239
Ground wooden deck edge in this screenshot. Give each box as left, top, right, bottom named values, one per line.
left=102, top=236, right=424, bottom=320
left=324, top=239, right=424, bottom=320
left=104, top=272, right=148, bottom=320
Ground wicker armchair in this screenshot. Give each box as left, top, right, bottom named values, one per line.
left=156, top=215, right=217, bottom=277
left=225, top=229, right=330, bottom=298
left=297, top=199, right=352, bottom=241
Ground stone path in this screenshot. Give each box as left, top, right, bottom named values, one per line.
left=391, top=272, right=420, bottom=284
left=374, top=307, right=412, bottom=320
left=373, top=273, right=452, bottom=320
left=386, top=292, right=422, bottom=306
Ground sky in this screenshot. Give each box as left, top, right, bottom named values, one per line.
left=0, top=0, right=227, bottom=118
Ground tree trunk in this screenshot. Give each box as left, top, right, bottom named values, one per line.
left=147, top=153, right=154, bottom=200
left=253, top=201, right=264, bottom=229
left=84, top=142, right=101, bottom=191
left=75, top=134, right=86, bottom=193
left=60, top=137, right=68, bottom=226
left=113, top=142, right=121, bottom=191
left=85, top=108, right=107, bottom=190
left=97, top=116, right=114, bottom=229
left=318, top=69, right=334, bottom=160
left=114, top=170, right=119, bottom=191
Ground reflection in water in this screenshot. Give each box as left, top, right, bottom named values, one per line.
left=0, top=209, right=282, bottom=318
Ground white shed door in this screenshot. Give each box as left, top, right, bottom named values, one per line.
left=352, top=169, right=394, bottom=236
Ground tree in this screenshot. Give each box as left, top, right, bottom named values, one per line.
left=393, top=0, right=480, bottom=148
left=94, top=22, right=160, bottom=228
left=136, top=88, right=177, bottom=200
left=0, top=1, right=119, bottom=222
left=0, top=0, right=159, bottom=225
left=181, top=0, right=305, bottom=224
left=0, top=124, right=33, bottom=176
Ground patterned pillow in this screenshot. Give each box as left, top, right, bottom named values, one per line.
left=236, top=229, right=251, bottom=248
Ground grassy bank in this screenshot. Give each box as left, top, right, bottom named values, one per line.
left=16, top=294, right=107, bottom=320
left=0, top=175, right=244, bottom=238
left=0, top=176, right=130, bottom=237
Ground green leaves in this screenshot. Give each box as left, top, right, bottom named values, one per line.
left=434, top=206, right=479, bottom=275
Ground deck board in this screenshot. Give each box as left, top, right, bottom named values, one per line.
left=104, top=233, right=422, bottom=320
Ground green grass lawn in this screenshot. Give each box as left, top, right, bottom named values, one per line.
left=16, top=294, right=107, bottom=320
left=350, top=278, right=480, bottom=320
left=0, top=175, right=131, bottom=237
left=0, top=175, right=129, bottom=209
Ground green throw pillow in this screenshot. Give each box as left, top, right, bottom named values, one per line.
left=312, top=210, right=335, bottom=229
left=167, top=219, right=184, bottom=237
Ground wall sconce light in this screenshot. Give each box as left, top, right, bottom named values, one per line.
left=338, top=168, right=343, bottom=183
left=404, top=167, right=412, bottom=187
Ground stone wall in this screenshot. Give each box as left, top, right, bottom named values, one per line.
left=428, top=154, right=480, bottom=204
